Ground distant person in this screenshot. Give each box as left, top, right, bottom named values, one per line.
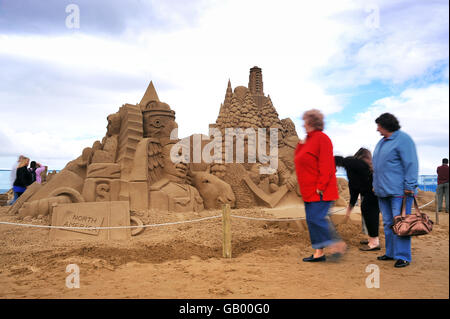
left=9, top=155, right=24, bottom=187
left=34, top=162, right=47, bottom=184
left=8, top=155, right=24, bottom=205
left=28, top=161, right=47, bottom=184
left=12, top=157, right=33, bottom=203
left=437, top=158, right=449, bottom=213
left=334, top=148, right=380, bottom=251
left=295, top=109, right=347, bottom=262
left=29, top=161, right=37, bottom=183
left=373, top=113, right=418, bottom=268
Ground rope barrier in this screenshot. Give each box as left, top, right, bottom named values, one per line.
left=0, top=199, right=436, bottom=230
left=0, top=215, right=222, bottom=230
left=231, top=215, right=305, bottom=222
left=418, top=199, right=435, bottom=209
left=230, top=207, right=347, bottom=222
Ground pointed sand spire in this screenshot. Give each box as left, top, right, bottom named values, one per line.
left=224, top=79, right=233, bottom=106
left=140, top=80, right=160, bottom=106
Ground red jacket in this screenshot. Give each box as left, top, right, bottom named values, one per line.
left=294, top=130, right=339, bottom=202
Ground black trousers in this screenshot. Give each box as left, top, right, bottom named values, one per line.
left=360, top=192, right=380, bottom=237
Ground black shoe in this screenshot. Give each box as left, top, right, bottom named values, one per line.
left=394, top=259, right=410, bottom=268
left=377, top=255, right=394, bottom=261
left=303, top=255, right=326, bottom=262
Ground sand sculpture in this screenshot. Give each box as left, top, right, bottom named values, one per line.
left=8, top=66, right=348, bottom=239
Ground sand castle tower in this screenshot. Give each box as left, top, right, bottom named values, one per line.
left=208, top=67, right=302, bottom=208
left=215, top=67, right=283, bottom=133
left=248, top=66, right=264, bottom=108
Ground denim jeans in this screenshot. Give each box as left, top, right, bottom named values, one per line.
left=9, top=191, right=20, bottom=205
left=436, top=182, right=449, bottom=212
left=378, top=195, right=413, bottom=262
left=304, top=198, right=340, bottom=249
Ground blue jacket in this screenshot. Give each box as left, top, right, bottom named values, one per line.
left=373, top=130, right=419, bottom=197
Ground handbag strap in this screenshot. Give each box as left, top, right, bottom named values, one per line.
left=401, top=195, right=421, bottom=217
left=412, top=197, right=421, bottom=216
left=401, top=196, right=407, bottom=217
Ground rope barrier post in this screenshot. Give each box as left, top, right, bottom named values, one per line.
left=222, top=204, right=232, bottom=258
left=435, top=192, right=439, bottom=225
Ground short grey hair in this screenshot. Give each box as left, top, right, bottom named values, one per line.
left=302, top=109, right=324, bottom=131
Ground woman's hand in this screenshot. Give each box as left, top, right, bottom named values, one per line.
left=343, top=206, right=353, bottom=224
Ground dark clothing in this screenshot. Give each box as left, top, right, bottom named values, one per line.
left=341, top=157, right=373, bottom=206
left=13, top=166, right=33, bottom=188
left=436, top=183, right=448, bottom=213
left=360, top=192, right=380, bottom=237
left=28, top=168, right=37, bottom=183
left=340, top=156, right=380, bottom=237
left=437, top=164, right=449, bottom=185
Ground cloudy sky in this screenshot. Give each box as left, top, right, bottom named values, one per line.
left=0, top=0, right=448, bottom=175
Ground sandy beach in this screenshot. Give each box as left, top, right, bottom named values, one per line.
left=0, top=204, right=447, bottom=299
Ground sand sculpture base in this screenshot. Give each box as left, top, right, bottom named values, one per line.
left=50, top=201, right=131, bottom=241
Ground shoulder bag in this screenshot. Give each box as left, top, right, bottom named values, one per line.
left=391, top=196, right=433, bottom=237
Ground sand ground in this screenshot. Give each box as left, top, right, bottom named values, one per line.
left=0, top=204, right=448, bottom=299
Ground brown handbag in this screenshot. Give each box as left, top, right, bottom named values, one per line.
left=391, top=196, right=434, bottom=237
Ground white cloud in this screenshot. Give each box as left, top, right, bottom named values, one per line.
left=0, top=0, right=448, bottom=174
left=324, top=0, right=449, bottom=87
left=326, top=83, right=449, bottom=174
left=0, top=0, right=355, bottom=170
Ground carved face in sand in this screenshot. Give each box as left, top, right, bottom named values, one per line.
left=106, top=113, right=121, bottom=137
left=190, top=171, right=236, bottom=209
left=161, top=143, right=188, bottom=183
left=143, top=101, right=178, bottom=139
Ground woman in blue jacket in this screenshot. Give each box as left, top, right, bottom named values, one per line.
left=372, top=113, right=419, bottom=268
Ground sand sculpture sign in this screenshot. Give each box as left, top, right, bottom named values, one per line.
left=9, top=66, right=333, bottom=239
left=50, top=202, right=131, bottom=240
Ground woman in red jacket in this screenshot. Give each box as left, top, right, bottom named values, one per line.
left=295, top=109, right=347, bottom=262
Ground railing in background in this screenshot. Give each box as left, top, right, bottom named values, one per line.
left=418, top=175, right=438, bottom=192
left=338, top=172, right=438, bottom=193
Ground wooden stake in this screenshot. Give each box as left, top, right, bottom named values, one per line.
left=435, top=192, right=440, bottom=225
left=222, top=204, right=232, bottom=258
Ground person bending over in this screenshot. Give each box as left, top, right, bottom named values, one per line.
left=335, top=148, right=380, bottom=251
